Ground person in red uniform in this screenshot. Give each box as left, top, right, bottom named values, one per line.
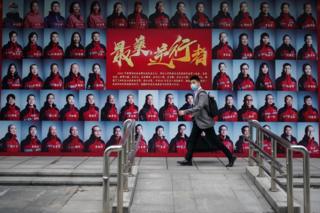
left=278, top=95, right=298, bottom=122
left=233, top=1, right=253, bottom=29
left=87, top=1, right=106, bottom=28
left=233, top=63, right=254, bottom=90
left=212, top=62, right=232, bottom=90
left=255, top=63, right=274, bottom=90
left=42, top=126, right=62, bottom=152
left=80, top=94, right=99, bottom=121
left=21, top=125, right=41, bottom=153
left=0, top=124, right=20, bottom=153
left=65, top=32, right=85, bottom=59
left=218, top=95, right=238, bottom=121
left=218, top=125, right=234, bottom=153
left=275, top=63, right=297, bottom=91
left=63, top=126, right=84, bottom=152
left=149, top=1, right=170, bottom=28
left=1, top=63, right=22, bottom=89
left=298, top=125, right=319, bottom=154
left=191, top=2, right=211, bottom=28
left=297, top=34, right=317, bottom=60
left=258, top=94, right=278, bottom=122
left=44, top=1, right=65, bottom=28
left=276, top=2, right=296, bottom=29
left=86, top=63, right=105, bottom=90
left=297, top=3, right=317, bottom=30
left=298, top=63, right=317, bottom=92
left=127, top=1, right=148, bottom=29
left=234, top=33, right=253, bottom=59
left=254, top=33, right=275, bottom=60
left=84, top=125, right=105, bottom=153
left=20, top=94, right=40, bottom=121
left=169, top=124, right=189, bottom=154
left=60, top=94, right=79, bottom=121
left=44, top=63, right=64, bottom=90
left=2, top=31, right=23, bottom=60
left=119, top=94, right=139, bottom=121
left=254, top=2, right=276, bottom=28
left=3, top=2, right=23, bottom=28
left=299, top=95, right=319, bottom=122
left=170, top=1, right=191, bottom=28
left=212, top=1, right=232, bottom=29
left=159, top=94, right=179, bottom=121
left=23, top=0, right=44, bottom=28
left=148, top=126, right=169, bottom=154
left=44, top=32, right=64, bottom=59
left=235, top=125, right=250, bottom=155
left=139, top=94, right=159, bottom=121
left=22, top=64, right=43, bottom=90
left=135, top=124, right=148, bottom=155
left=0, top=94, right=20, bottom=121
left=23, top=32, right=43, bottom=58
left=212, top=32, right=233, bottom=59
left=107, top=2, right=128, bottom=28
left=85, top=32, right=106, bottom=59
left=238, top=94, right=258, bottom=121
left=276, top=34, right=296, bottom=60
left=66, top=1, right=85, bottom=29
left=279, top=125, right=297, bottom=153
left=101, top=94, right=119, bottom=121
left=64, top=63, right=85, bottom=90
left=178, top=93, right=193, bottom=121
left=40, top=93, right=60, bottom=121
left=106, top=126, right=122, bottom=148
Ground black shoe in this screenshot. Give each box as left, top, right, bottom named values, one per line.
left=177, top=160, right=193, bottom=166
left=226, top=156, right=237, bottom=167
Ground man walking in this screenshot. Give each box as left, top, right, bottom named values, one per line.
left=178, top=75, right=237, bottom=167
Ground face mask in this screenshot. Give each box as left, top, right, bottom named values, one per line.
left=191, top=83, right=198, bottom=91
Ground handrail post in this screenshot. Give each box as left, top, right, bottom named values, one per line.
left=122, top=121, right=131, bottom=193
left=270, top=138, right=278, bottom=192
left=248, top=125, right=254, bottom=166
left=257, top=129, right=264, bottom=177
left=302, top=148, right=311, bottom=213
left=286, top=149, right=294, bottom=213
left=117, top=149, right=124, bottom=213
left=102, top=153, right=111, bottom=213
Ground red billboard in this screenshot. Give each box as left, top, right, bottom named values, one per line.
left=106, top=29, right=212, bottom=90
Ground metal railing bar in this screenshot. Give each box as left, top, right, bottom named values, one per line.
left=248, top=120, right=311, bottom=213
left=102, top=119, right=140, bottom=213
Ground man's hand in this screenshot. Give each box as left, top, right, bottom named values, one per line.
left=178, top=110, right=185, bottom=116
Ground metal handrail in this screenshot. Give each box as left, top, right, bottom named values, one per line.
left=247, top=120, right=310, bottom=213
left=102, top=119, right=137, bottom=213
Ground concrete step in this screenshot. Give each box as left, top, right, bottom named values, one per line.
left=278, top=177, right=320, bottom=188
left=0, top=169, right=117, bottom=177
left=246, top=166, right=301, bottom=213
left=0, top=176, right=117, bottom=186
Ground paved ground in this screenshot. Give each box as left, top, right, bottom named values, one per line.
left=131, top=157, right=274, bottom=213
left=0, top=156, right=319, bottom=213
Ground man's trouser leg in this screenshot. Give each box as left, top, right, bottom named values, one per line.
left=204, top=127, right=233, bottom=160
left=185, top=122, right=202, bottom=162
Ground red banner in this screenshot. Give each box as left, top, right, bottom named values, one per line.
left=106, top=29, right=212, bottom=90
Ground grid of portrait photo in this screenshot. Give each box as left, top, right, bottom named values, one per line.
left=0, top=0, right=319, bottom=157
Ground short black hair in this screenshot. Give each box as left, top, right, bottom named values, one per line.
left=304, top=95, right=312, bottom=102
left=113, top=125, right=121, bottom=133
left=6, top=94, right=15, bottom=102
left=241, top=125, right=249, bottom=134
left=190, top=75, right=200, bottom=82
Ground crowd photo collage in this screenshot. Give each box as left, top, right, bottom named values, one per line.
left=0, top=0, right=319, bottom=157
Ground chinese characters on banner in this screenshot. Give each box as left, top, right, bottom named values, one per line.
left=107, top=29, right=212, bottom=90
